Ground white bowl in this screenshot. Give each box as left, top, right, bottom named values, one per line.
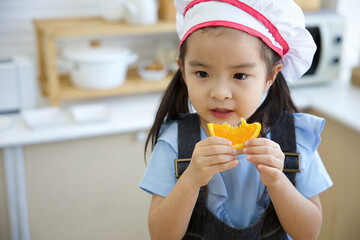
left=0, top=116, right=14, bottom=132
left=138, top=61, right=168, bottom=81
left=71, top=104, right=110, bottom=123
left=22, top=107, right=68, bottom=128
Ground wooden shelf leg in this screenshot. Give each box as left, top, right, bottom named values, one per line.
left=35, top=27, right=47, bottom=96
left=43, top=32, right=60, bottom=106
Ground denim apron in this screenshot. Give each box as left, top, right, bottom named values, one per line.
left=175, top=113, right=300, bottom=240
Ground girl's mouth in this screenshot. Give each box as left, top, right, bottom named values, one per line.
left=210, top=108, right=234, bottom=118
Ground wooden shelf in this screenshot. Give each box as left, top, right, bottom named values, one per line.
left=34, top=17, right=176, bottom=37
left=48, top=70, right=172, bottom=100
left=33, top=17, right=176, bottom=106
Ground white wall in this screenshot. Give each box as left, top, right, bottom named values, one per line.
left=0, top=0, right=100, bottom=60
left=337, top=0, right=360, bottom=67
left=0, top=0, right=178, bottom=73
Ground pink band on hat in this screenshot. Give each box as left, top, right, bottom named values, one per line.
left=180, top=20, right=283, bottom=57
left=182, top=0, right=289, bottom=56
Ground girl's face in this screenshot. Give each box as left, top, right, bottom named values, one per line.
left=179, top=27, right=281, bottom=135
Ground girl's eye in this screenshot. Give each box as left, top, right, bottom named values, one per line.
left=195, top=71, right=209, bottom=78
left=233, top=73, right=247, bottom=80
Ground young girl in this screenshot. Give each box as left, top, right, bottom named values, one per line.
left=140, top=0, right=333, bottom=239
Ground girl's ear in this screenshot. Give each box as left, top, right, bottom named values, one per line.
left=265, top=61, right=283, bottom=91
left=176, top=57, right=182, bottom=70
left=177, top=57, right=186, bottom=83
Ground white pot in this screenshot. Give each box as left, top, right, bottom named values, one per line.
left=59, top=42, right=138, bottom=89
left=100, top=0, right=128, bottom=22
left=124, top=0, right=158, bottom=25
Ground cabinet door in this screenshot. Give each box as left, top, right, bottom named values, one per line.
left=0, top=62, right=19, bottom=112
left=307, top=110, right=360, bottom=240
left=0, top=149, right=11, bottom=240
left=24, top=132, right=151, bottom=240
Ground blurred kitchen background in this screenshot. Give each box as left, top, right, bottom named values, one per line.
left=0, top=0, right=359, bottom=240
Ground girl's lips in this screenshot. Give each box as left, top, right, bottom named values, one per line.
left=210, top=109, right=234, bottom=118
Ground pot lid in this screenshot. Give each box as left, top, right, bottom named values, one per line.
left=62, top=41, right=132, bottom=63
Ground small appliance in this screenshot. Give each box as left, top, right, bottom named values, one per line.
left=0, top=55, right=37, bottom=113
left=291, top=11, right=346, bottom=86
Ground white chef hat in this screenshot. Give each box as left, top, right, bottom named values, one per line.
left=174, top=0, right=317, bottom=82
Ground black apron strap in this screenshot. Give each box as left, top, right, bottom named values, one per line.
left=175, top=113, right=207, bottom=200
left=270, top=112, right=300, bottom=185
left=178, top=113, right=201, bottom=159
left=175, top=113, right=201, bottom=178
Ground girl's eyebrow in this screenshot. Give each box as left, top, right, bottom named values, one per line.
left=230, top=62, right=257, bottom=68
left=188, top=60, right=257, bottom=69
left=188, top=60, right=211, bottom=68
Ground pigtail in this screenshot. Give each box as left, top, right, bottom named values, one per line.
left=248, top=71, right=298, bottom=136
left=144, top=69, right=190, bottom=160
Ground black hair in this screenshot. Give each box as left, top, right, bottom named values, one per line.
left=144, top=27, right=298, bottom=160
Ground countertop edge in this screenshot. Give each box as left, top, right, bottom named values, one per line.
left=1, top=82, right=359, bottom=148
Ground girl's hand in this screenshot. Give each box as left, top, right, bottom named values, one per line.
left=185, top=136, right=239, bottom=188
left=243, top=138, right=285, bottom=187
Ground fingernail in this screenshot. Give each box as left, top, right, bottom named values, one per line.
left=243, top=148, right=247, bottom=154
left=233, top=159, right=239, bottom=166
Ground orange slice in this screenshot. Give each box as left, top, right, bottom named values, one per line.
left=207, top=118, right=261, bottom=149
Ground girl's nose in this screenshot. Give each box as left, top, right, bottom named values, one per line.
left=210, top=80, right=232, bottom=101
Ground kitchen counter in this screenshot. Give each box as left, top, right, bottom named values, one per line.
left=0, top=93, right=160, bottom=148
left=0, top=80, right=360, bottom=148
left=291, top=80, right=360, bottom=132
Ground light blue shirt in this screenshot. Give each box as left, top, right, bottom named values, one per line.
left=139, top=113, right=333, bottom=229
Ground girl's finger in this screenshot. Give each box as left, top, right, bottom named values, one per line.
left=258, top=164, right=283, bottom=185
left=198, top=136, right=232, bottom=147
left=200, top=144, right=236, bottom=157
left=202, top=154, right=237, bottom=166
left=207, top=158, right=239, bottom=173
left=245, top=138, right=280, bottom=149
left=243, top=146, right=284, bottom=160
left=247, top=155, right=284, bottom=170
left=236, top=148, right=244, bottom=155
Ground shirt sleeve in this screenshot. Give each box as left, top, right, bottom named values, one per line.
left=293, top=113, right=333, bottom=198
left=138, top=140, right=178, bottom=197
left=295, top=150, right=333, bottom=198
